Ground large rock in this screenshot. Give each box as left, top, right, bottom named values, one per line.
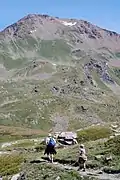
left=95, top=155, right=104, bottom=161
left=11, top=172, right=25, bottom=180
left=57, top=132, right=78, bottom=145
left=11, top=174, right=20, bottom=180
left=58, top=132, right=77, bottom=139
left=104, top=156, right=112, bottom=163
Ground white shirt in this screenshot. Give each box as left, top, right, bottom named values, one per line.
left=45, top=137, right=50, bottom=145
left=79, top=148, right=86, bottom=155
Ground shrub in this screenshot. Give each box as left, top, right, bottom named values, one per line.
left=77, top=126, right=112, bottom=142
left=105, top=135, right=120, bottom=155
left=0, top=153, right=24, bottom=176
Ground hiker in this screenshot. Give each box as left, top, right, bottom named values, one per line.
left=78, top=144, right=87, bottom=171
left=44, top=133, right=57, bottom=163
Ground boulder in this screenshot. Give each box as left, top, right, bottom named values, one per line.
left=11, top=174, right=20, bottom=180
left=95, top=155, right=104, bottom=161
left=11, top=172, right=25, bottom=180
left=58, top=132, right=77, bottom=139
left=104, top=156, right=112, bottom=163
left=57, top=132, right=78, bottom=146
left=55, top=176, right=61, bottom=180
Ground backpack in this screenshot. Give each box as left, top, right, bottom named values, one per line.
left=48, top=138, right=55, bottom=146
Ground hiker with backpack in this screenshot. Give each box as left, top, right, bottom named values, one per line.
left=78, top=144, right=87, bottom=171
left=44, top=133, right=57, bottom=163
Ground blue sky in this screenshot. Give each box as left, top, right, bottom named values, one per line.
left=0, top=0, right=120, bottom=32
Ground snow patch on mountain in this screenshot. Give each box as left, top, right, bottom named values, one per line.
left=61, top=21, right=77, bottom=27
left=30, top=29, right=36, bottom=33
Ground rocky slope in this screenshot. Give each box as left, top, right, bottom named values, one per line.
left=0, top=14, right=120, bottom=131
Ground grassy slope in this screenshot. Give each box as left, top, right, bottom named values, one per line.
left=0, top=37, right=120, bottom=132
left=108, top=68, right=120, bottom=86
left=0, top=70, right=120, bottom=130
left=56, top=136, right=120, bottom=171
left=0, top=39, right=72, bottom=70
left=0, top=125, right=47, bottom=143
left=0, top=127, right=120, bottom=179
left=0, top=153, right=24, bottom=177
left=0, top=78, right=119, bottom=130
left=23, top=163, right=84, bottom=180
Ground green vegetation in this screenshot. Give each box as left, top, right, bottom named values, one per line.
left=1, top=56, right=27, bottom=70
left=23, top=163, right=94, bottom=180
left=105, top=135, right=120, bottom=155
left=0, top=153, right=24, bottom=176
left=115, top=52, right=120, bottom=58
left=8, top=141, right=35, bottom=149
left=39, top=40, right=71, bottom=61
left=0, top=76, right=119, bottom=130
left=56, top=136, right=120, bottom=170
left=0, top=39, right=72, bottom=70
left=113, top=68, right=120, bottom=79
left=91, top=70, right=111, bottom=91
left=1, top=134, right=120, bottom=179
left=77, top=126, right=112, bottom=142
left=1, top=39, right=120, bottom=131
left=0, top=28, right=120, bottom=141
left=108, top=68, right=120, bottom=86
left=0, top=125, right=47, bottom=143
left=17, top=36, right=38, bottom=51
left=0, top=135, right=26, bottom=143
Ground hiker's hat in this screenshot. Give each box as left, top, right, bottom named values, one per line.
left=48, top=133, right=52, bottom=137
left=80, top=144, right=84, bottom=148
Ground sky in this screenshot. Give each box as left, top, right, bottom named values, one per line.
left=0, top=0, right=120, bottom=33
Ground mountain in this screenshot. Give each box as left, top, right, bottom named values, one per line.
left=0, top=14, right=120, bottom=132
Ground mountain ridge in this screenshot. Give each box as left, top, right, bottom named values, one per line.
left=1, top=13, right=120, bottom=62
left=1, top=14, right=120, bottom=36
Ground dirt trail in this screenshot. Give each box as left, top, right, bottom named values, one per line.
left=54, top=162, right=120, bottom=180
left=31, top=157, right=120, bottom=180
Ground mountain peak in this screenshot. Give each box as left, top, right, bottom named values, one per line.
left=1, top=13, right=120, bottom=52
left=21, top=13, right=53, bottom=20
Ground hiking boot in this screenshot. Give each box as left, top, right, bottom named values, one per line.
left=51, top=159, right=53, bottom=163
left=47, top=156, right=51, bottom=162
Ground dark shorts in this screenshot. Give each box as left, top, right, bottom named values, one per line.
left=78, top=156, right=87, bottom=164
left=44, top=145, right=57, bottom=155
